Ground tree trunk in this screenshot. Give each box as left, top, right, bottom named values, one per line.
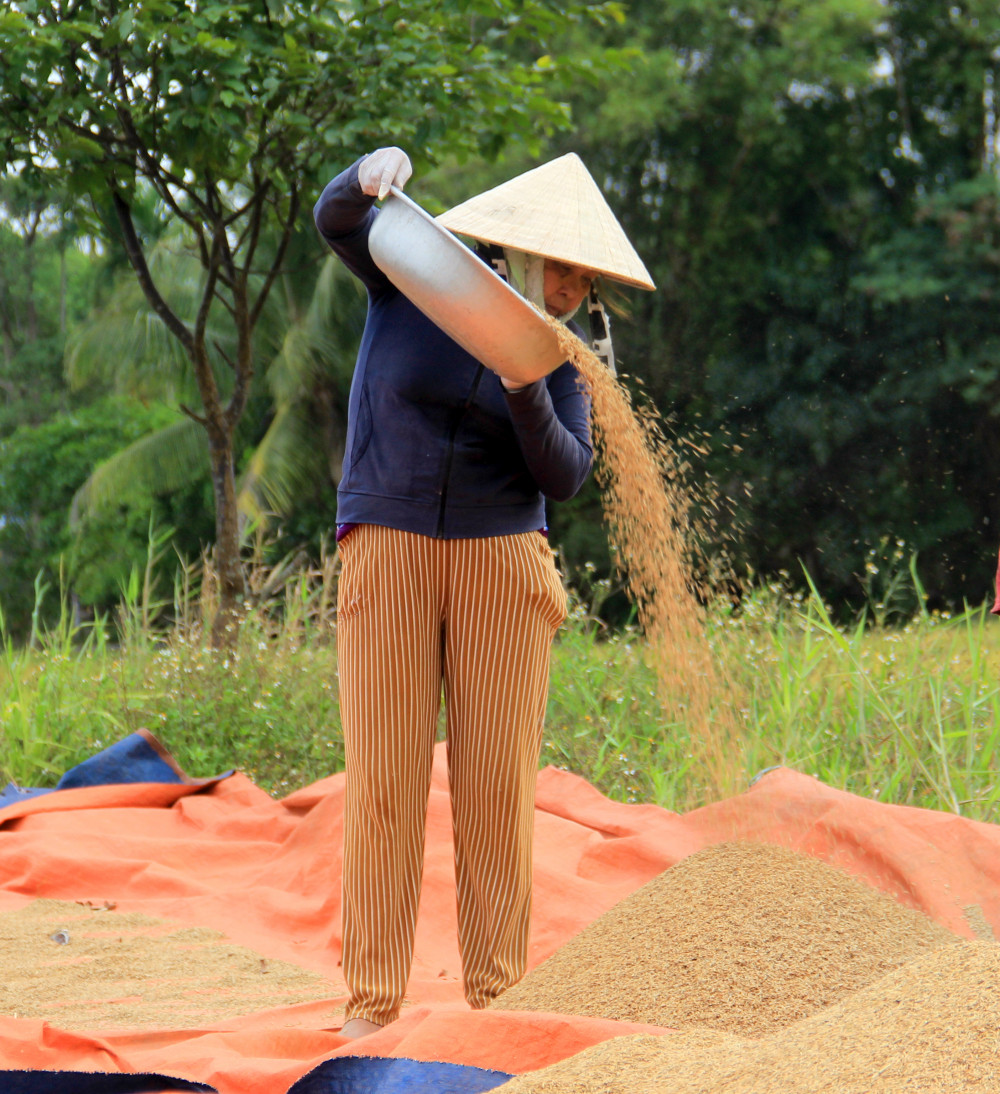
left=207, top=423, right=245, bottom=649
left=109, top=191, right=263, bottom=648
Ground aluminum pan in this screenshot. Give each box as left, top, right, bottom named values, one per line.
left=367, top=187, right=565, bottom=385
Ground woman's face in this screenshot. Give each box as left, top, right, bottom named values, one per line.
left=542, top=259, right=597, bottom=317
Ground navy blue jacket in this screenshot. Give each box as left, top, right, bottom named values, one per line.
left=313, top=160, right=593, bottom=539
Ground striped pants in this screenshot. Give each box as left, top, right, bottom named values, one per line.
left=336, top=524, right=567, bottom=1026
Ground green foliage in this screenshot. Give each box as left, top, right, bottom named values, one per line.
left=1, top=0, right=623, bottom=216
left=549, top=571, right=1000, bottom=817
left=0, top=398, right=212, bottom=638
left=0, top=185, right=105, bottom=437
left=62, top=230, right=368, bottom=564
left=3, top=0, right=1000, bottom=623
left=2, top=568, right=997, bottom=822
left=237, top=254, right=368, bottom=528
left=133, top=637, right=344, bottom=793
left=0, top=546, right=346, bottom=790
left=540, top=0, right=1000, bottom=612
left=725, top=577, right=1000, bottom=818
left=64, top=224, right=221, bottom=407
left=0, top=576, right=119, bottom=787
left=0, top=0, right=627, bottom=632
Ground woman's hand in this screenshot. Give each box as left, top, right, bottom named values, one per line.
left=358, top=147, right=413, bottom=200
left=500, top=375, right=531, bottom=393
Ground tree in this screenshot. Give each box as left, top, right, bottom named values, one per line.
left=64, top=224, right=367, bottom=566
left=545, top=0, right=1000, bottom=610
left=0, top=179, right=101, bottom=436
left=237, top=252, right=367, bottom=528
left=0, top=0, right=623, bottom=643
left=0, top=397, right=211, bottom=640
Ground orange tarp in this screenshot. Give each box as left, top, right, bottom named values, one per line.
left=1, top=743, right=998, bottom=1092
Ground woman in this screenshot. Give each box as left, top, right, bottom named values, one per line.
left=313, top=146, right=652, bottom=1039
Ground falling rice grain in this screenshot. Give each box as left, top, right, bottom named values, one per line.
left=548, top=319, right=741, bottom=796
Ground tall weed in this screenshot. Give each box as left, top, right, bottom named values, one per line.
left=1, top=545, right=996, bottom=822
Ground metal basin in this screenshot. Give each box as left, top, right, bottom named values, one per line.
left=367, top=187, right=565, bottom=385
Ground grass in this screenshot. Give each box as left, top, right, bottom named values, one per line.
left=544, top=579, right=1000, bottom=818
left=1, top=553, right=998, bottom=823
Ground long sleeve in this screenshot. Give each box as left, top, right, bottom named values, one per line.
left=313, top=157, right=391, bottom=294
left=503, top=363, right=593, bottom=502
left=316, top=160, right=594, bottom=524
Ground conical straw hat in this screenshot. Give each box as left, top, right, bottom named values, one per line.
left=438, top=153, right=655, bottom=291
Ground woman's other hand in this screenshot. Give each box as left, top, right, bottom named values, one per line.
left=358, top=147, right=413, bottom=200
left=500, top=375, right=532, bottom=393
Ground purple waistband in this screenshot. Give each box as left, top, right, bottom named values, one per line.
left=336, top=522, right=547, bottom=542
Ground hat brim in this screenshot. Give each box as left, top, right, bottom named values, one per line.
left=438, top=154, right=655, bottom=291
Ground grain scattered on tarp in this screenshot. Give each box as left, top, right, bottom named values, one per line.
left=0, top=899, right=341, bottom=1029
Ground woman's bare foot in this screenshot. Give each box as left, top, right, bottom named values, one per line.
left=339, top=1017, right=384, bottom=1040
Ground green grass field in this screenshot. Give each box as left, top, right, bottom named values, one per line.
left=2, top=563, right=998, bottom=822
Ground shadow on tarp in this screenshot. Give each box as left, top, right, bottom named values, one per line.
left=0, top=729, right=231, bottom=806
left=0, top=1071, right=215, bottom=1093
left=287, top=1056, right=512, bottom=1093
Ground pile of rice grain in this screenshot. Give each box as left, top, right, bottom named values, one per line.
left=491, top=841, right=957, bottom=1036
left=492, top=940, right=1000, bottom=1093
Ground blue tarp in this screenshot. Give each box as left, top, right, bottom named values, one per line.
left=0, top=1071, right=216, bottom=1093
left=1, top=731, right=230, bottom=806
left=286, top=1056, right=513, bottom=1094
left=0, top=1058, right=513, bottom=1094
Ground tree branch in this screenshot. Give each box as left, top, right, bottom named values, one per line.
left=194, top=223, right=223, bottom=351
left=107, top=52, right=211, bottom=229
left=240, top=172, right=268, bottom=277
left=213, top=288, right=237, bottom=320
left=180, top=402, right=209, bottom=426
left=224, top=300, right=253, bottom=433
left=209, top=180, right=241, bottom=289
left=249, top=185, right=300, bottom=330
left=214, top=340, right=237, bottom=372
left=223, top=187, right=261, bottom=229
left=111, top=189, right=194, bottom=356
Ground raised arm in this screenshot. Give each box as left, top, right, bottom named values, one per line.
left=313, top=147, right=413, bottom=292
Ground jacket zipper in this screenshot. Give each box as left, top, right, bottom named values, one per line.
left=437, top=364, right=485, bottom=537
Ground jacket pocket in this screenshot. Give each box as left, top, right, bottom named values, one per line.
left=345, top=386, right=373, bottom=477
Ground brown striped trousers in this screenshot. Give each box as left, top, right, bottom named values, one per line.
left=336, top=524, right=567, bottom=1026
